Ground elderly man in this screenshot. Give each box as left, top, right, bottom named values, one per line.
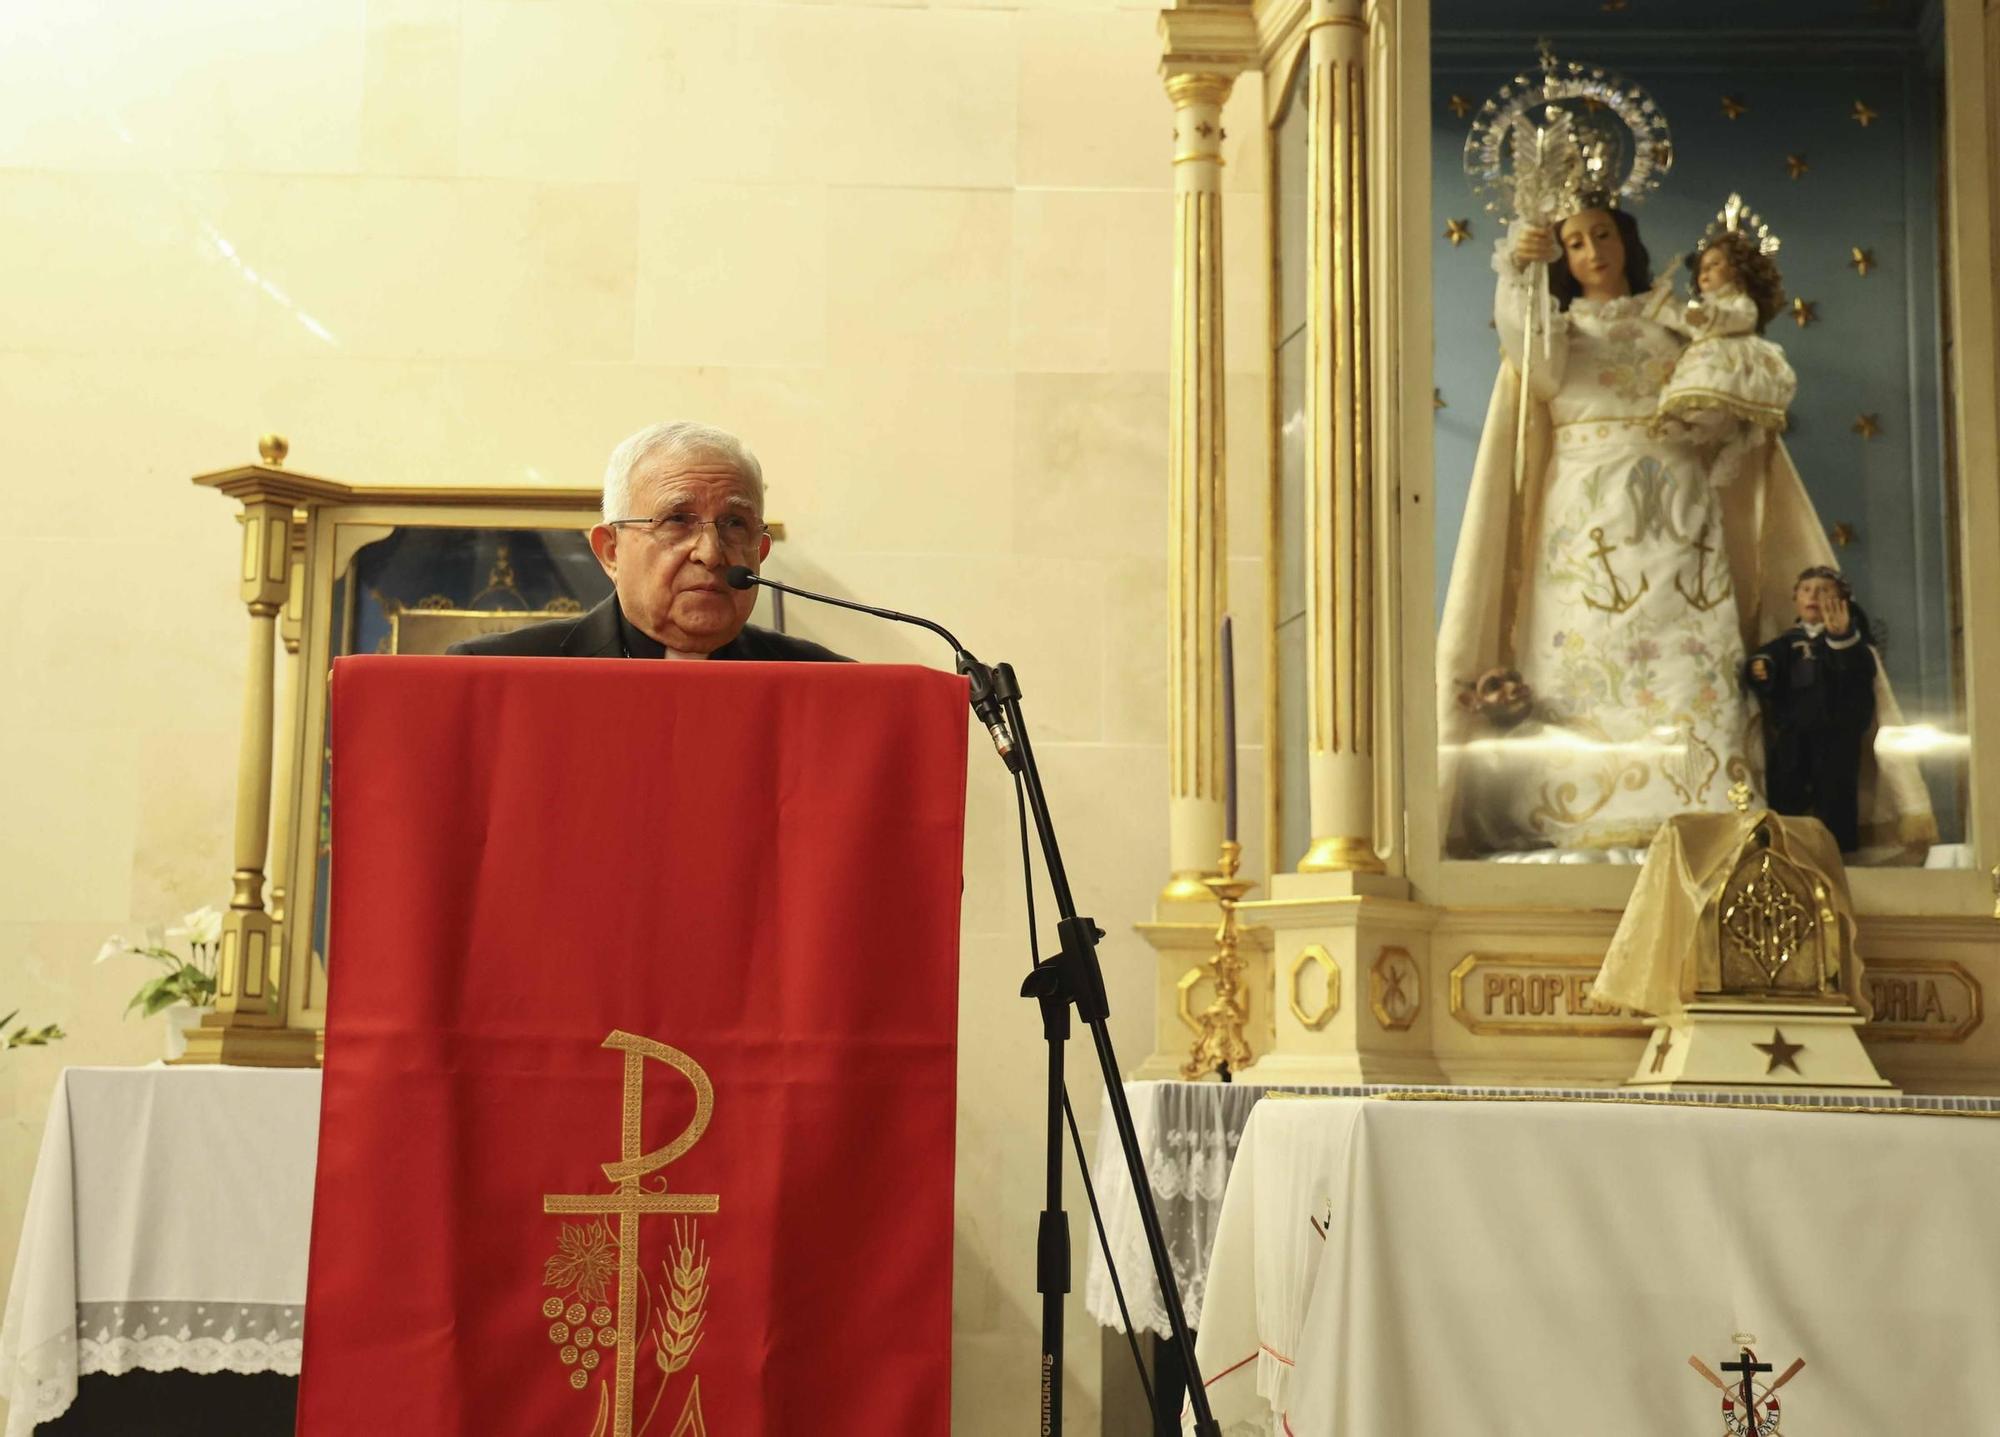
left=451, top=421, right=847, bottom=661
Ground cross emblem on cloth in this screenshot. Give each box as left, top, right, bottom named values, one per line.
left=543, top=1031, right=721, bottom=1437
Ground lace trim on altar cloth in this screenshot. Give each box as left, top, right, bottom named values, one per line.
left=77, top=1299, right=303, bottom=1378
left=4, top=1302, right=303, bottom=1436
left=1, top=1325, right=74, bottom=1437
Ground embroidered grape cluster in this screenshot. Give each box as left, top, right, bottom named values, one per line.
left=541, top=1295, right=617, bottom=1389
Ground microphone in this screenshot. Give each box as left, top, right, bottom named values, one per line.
left=723, top=565, right=1021, bottom=771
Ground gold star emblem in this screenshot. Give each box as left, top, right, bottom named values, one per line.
left=1785, top=153, right=1809, bottom=179
left=1849, top=246, right=1876, bottom=277
left=1448, top=93, right=1473, bottom=119
left=1831, top=522, right=1857, bottom=547
left=1753, top=1028, right=1806, bottom=1074
left=1852, top=99, right=1879, bottom=127
left=1444, top=218, right=1471, bottom=247
left=1433, top=388, right=1447, bottom=411
left=1853, top=413, right=1881, bottom=440
left=1792, top=297, right=1818, bottom=327
left=1600, top=0, right=1628, bottom=10
left=1721, top=95, right=1748, bottom=120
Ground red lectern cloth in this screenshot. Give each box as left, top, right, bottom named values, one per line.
left=299, top=657, right=966, bottom=1437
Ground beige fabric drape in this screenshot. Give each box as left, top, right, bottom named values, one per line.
left=1590, top=809, right=1866, bottom=1020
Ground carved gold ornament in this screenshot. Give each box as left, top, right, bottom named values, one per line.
left=1288, top=944, right=1341, bottom=1031
left=1719, top=850, right=1825, bottom=993
left=1852, top=413, right=1881, bottom=440
left=1848, top=246, right=1876, bottom=277
left=1785, top=153, right=1809, bottom=179
left=1791, top=297, right=1818, bottom=327
left=1370, top=947, right=1422, bottom=1032
left=1175, top=964, right=1209, bottom=1034
left=1851, top=99, right=1879, bottom=127
left=1182, top=839, right=1258, bottom=1079
left=1720, top=95, right=1748, bottom=121
left=1444, top=218, right=1472, bottom=246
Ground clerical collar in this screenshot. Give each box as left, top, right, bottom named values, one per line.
left=614, top=598, right=666, bottom=659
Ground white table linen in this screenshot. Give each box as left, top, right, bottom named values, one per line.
left=1193, top=1094, right=2000, bottom=1435
left=0, top=1066, right=320, bottom=1435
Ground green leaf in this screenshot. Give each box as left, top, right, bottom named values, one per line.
left=126, top=977, right=170, bottom=1017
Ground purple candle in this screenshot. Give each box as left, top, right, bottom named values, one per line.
left=1221, top=614, right=1237, bottom=844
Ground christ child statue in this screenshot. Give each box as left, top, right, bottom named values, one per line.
left=1744, top=567, right=1878, bottom=853
left=1657, top=198, right=1798, bottom=476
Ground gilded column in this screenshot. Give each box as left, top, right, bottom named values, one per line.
left=181, top=438, right=319, bottom=1066
left=1299, top=0, right=1384, bottom=873
left=268, top=514, right=308, bottom=973
left=1159, top=67, right=1236, bottom=906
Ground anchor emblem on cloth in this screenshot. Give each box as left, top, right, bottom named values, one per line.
left=1674, top=528, right=1734, bottom=613
left=1688, top=1336, right=1804, bottom=1435
left=1581, top=527, right=1650, bottom=615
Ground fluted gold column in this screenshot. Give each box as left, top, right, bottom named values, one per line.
left=1299, top=0, right=1384, bottom=873
left=267, top=513, right=307, bottom=973
left=180, top=438, right=319, bottom=1066
left=1160, top=67, right=1237, bottom=905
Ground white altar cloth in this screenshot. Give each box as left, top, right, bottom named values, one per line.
left=0, top=1066, right=320, bottom=1435
left=1192, top=1094, right=2000, bottom=1435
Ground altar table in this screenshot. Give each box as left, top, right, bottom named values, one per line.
left=1188, top=1092, right=2000, bottom=1435
left=0, top=1066, right=319, bottom=1435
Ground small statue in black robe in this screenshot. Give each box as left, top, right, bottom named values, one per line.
left=1744, top=566, right=1876, bottom=852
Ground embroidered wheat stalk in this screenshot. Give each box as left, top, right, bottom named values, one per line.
left=655, top=1218, right=709, bottom=1375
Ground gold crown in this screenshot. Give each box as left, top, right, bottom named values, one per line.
left=1700, top=192, right=1781, bottom=257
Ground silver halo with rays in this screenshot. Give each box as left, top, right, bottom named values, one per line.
left=1463, top=43, right=1674, bottom=222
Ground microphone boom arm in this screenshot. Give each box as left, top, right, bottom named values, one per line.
left=722, top=566, right=1020, bottom=770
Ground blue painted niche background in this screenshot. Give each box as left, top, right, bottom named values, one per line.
left=1429, top=2, right=1960, bottom=836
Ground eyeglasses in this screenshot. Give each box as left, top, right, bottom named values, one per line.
left=606, top=510, right=768, bottom=559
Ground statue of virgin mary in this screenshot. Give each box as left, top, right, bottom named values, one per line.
left=1439, top=61, right=1936, bottom=861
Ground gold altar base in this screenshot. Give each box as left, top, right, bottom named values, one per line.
left=1623, top=1001, right=1896, bottom=1094
left=173, top=1014, right=321, bottom=1068
left=1230, top=870, right=1448, bottom=1085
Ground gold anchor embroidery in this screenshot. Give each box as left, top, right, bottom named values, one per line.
left=1673, top=532, right=1732, bottom=612
left=1581, top=527, right=1649, bottom=615
left=544, top=1031, right=720, bottom=1437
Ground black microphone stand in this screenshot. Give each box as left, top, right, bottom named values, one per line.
left=724, top=568, right=1222, bottom=1435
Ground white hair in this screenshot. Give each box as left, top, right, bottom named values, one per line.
left=601, top=421, right=765, bottom=523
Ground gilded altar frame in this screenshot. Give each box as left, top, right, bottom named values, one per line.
left=1141, top=0, right=2000, bottom=1091
left=182, top=458, right=608, bottom=1063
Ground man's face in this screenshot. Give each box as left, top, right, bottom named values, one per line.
left=588, top=452, right=771, bottom=654
left=1794, top=575, right=1840, bottom=626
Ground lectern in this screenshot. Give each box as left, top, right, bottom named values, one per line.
left=298, top=658, right=966, bottom=1436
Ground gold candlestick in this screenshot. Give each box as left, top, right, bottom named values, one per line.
left=1182, top=839, right=1258, bottom=1080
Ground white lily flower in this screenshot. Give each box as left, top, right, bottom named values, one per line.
left=94, top=936, right=127, bottom=966
left=173, top=905, right=224, bottom=947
